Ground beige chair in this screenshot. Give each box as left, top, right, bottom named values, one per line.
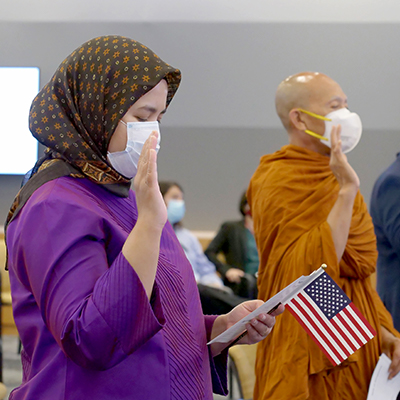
left=0, top=382, right=6, bottom=399
left=228, top=343, right=258, bottom=400
left=0, top=235, right=12, bottom=397
left=0, top=235, right=13, bottom=309
left=0, top=236, right=17, bottom=334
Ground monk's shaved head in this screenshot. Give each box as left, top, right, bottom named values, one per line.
left=275, top=72, right=338, bottom=130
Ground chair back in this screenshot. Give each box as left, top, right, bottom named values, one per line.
left=228, top=343, right=258, bottom=400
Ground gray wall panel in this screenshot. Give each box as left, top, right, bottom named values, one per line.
left=0, top=126, right=397, bottom=231
left=159, top=127, right=398, bottom=230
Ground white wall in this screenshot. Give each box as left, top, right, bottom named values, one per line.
left=2, top=0, right=400, bottom=22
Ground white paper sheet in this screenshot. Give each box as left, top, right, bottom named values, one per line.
left=207, top=267, right=325, bottom=346
left=367, top=354, right=400, bottom=400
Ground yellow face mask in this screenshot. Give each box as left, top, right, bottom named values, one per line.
left=298, top=108, right=330, bottom=141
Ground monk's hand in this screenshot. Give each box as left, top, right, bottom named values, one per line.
left=134, top=131, right=167, bottom=230
left=329, top=125, right=360, bottom=193
left=226, top=268, right=245, bottom=283
left=381, top=326, right=400, bottom=379
left=227, top=300, right=284, bottom=345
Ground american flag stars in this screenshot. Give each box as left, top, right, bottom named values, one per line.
left=306, top=274, right=349, bottom=319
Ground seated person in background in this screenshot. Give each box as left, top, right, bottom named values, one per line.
left=159, top=181, right=246, bottom=314
left=205, top=192, right=258, bottom=298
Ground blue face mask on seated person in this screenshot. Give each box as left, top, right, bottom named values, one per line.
left=167, top=200, right=185, bottom=225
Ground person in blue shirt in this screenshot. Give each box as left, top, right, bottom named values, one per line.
left=370, top=152, right=400, bottom=331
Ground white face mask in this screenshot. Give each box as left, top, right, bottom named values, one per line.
left=107, top=120, right=161, bottom=178
left=300, top=108, right=362, bottom=154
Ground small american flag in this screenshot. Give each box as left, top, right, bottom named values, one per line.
left=286, top=271, right=376, bottom=366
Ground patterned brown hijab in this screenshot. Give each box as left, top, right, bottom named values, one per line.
left=6, top=35, right=181, bottom=228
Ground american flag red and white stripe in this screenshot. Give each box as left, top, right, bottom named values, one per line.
left=285, top=271, right=376, bottom=366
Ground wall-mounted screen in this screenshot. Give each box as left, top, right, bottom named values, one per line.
left=0, top=67, right=40, bottom=175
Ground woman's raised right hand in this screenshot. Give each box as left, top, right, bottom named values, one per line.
left=133, top=131, right=167, bottom=231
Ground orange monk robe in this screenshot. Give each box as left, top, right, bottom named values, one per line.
left=247, top=144, right=399, bottom=400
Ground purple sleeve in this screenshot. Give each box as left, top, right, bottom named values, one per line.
left=204, top=315, right=228, bottom=395
left=13, top=194, right=165, bottom=370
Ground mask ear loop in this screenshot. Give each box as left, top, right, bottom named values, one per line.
left=298, top=109, right=331, bottom=141
left=304, top=129, right=328, bottom=141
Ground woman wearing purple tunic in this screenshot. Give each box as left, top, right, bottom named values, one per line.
left=5, top=36, right=283, bottom=400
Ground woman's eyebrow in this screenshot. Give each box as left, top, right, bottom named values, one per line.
left=138, top=105, right=167, bottom=114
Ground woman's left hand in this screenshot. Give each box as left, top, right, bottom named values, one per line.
left=210, top=300, right=284, bottom=355
left=226, top=300, right=284, bottom=345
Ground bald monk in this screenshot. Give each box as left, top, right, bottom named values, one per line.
left=247, top=72, right=400, bottom=399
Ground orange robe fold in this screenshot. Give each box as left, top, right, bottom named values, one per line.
left=247, top=145, right=398, bottom=400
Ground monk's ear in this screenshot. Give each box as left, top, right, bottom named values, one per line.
left=289, top=109, right=307, bottom=131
